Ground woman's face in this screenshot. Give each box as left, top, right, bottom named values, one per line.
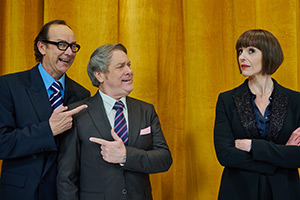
left=238, top=46, right=263, bottom=78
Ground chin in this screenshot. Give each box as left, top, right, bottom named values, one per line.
left=125, top=88, right=133, bottom=95
left=241, top=71, right=251, bottom=77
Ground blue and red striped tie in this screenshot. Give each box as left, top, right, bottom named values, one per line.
left=113, top=101, right=128, bottom=145
left=49, top=81, right=63, bottom=110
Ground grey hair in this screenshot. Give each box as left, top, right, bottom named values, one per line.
left=87, top=43, right=127, bottom=87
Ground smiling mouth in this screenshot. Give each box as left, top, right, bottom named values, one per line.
left=122, top=79, right=132, bottom=83
left=59, top=58, right=69, bottom=63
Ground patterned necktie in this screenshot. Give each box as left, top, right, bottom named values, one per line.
left=49, top=81, right=63, bottom=110
left=113, top=101, right=129, bottom=145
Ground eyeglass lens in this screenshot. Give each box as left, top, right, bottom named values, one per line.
left=58, top=42, right=79, bottom=52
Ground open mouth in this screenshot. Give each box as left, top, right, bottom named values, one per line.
left=122, top=79, right=132, bottom=83
left=59, top=58, right=69, bottom=63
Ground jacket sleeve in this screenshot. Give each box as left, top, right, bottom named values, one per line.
left=56, top=118, right=80, bottom=200
left=250, top=90, right=300, bottom=169
left=252, top=138, right=300, bottom=168
left=214, top=94, right=277, bottom=175
left=0, top=76, right=56, bottom=159
left=123, top=105, right=172, bottom=174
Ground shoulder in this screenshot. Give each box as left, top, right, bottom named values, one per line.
left=64, top=77, right=91, bottom=103
left=0, top=66, right=36, bottom=87
left=274, top=80, right=300, bottom=97
left=0, top=67, right=33, bottom=80
left=127, top=96, right=154, bottom=109
left=272, top=79, right=300, bottom=105
left=65, top=77, right=90, bottom=94
left=218, top=81, right=248, bottom=100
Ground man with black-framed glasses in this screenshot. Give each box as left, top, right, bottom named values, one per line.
left=0, top=20, right=90, bottom=200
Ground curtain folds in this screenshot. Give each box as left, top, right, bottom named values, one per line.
left=1, top=0, right=300, bottom=199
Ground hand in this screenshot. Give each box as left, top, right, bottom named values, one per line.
left=89, top=129, right=126, bottom=164
left=235, top=139, right=252, bottom=152
left=49, top=104, right=88, bottom=136
left=286, top=127, right=300, bottom=146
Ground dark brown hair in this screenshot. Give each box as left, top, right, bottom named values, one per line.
left=34, top=20, right=71, bottom=62
left=236, top=29, right=284, bottom=75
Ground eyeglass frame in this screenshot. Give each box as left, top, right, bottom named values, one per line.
left=42, top=40, right=81, bottom=53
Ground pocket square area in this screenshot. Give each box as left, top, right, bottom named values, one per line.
left=140, top=126, right=151, bottom=135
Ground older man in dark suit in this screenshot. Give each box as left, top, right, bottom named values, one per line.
left=0, top=20, right=90, bottom=200
left=57, top=43, right=172, bottom=200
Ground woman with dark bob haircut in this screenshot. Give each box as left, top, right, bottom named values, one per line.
left=214, top=29, right=300, bottom=200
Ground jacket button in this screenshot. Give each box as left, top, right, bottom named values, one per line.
left=122, top=189, right=127, bottom=194
left=41, top=179, right=45, bottom=184
left=32, top=154, right=37, bottom=159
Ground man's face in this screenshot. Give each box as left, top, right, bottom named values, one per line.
left=98, top=50, right=133, bottom=100
left=38, top=24, right=77, bottom=80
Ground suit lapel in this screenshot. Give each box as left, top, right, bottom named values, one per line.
left=127, top=97, right=141, bottom=146
left=267, top=82, right=289, bottom=141
left=233, top=79, right=289, bottom=142
left=64, top=75, right=81, bottom=105
left=233, top=80, right=260, bottom=139
left=25, top=66, right=55, bottom=177
left=26, top=65, right=53, bottom=122
left=87, top=93, right=113, bottom=140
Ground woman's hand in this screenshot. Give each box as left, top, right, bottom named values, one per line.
left=235, top=139, right=252, bottom=152
left=286, top=127, right=300, bottom=146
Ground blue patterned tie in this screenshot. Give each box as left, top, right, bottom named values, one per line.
left=113, top=101, right=128, bottom=145
left=49, top=81, right=63, bottom=110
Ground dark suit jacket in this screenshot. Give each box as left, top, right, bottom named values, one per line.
left=214, top=79, right=300, bottom=200
left=0, top=65, right=90, bottom=200
left=57, top=93, right=172, bottom=200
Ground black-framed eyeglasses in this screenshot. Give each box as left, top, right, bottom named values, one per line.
left=42, top=40, right=81, bottom=53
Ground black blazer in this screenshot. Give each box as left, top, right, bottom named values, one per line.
left=57, top=93, right=172, bottom=200
left=214, top=79, right=300, bottom=200
left=0, top=65, right=90, bottom=200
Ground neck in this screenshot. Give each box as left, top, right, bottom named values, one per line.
left=248, top=75, right=273, bottom=96
left=99, top=87, right=124, bottom=100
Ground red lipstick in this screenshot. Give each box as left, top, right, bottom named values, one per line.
left=241, top=64, right=250, bottom=69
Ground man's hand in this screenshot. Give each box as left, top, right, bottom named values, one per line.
left=286, top=127, right=300, bottom=146
left=49, top=104, right=88, bottom=136
left=89, top=129, right=126, bottom=164
left=235, top=139, right=252, bottom=152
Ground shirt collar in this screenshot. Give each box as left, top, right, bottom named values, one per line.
left=98, top=90, right=127, bottom=114
left=38, top=62, right=65, bottom=91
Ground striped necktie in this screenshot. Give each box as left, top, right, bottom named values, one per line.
left=49, top=81, right=63, bottom=110
left=113, top=101, right=128, bottom=145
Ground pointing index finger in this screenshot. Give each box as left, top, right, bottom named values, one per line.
left=89, top=137, right=108, bottom=145
left=66, top=104, right=88, bottom=116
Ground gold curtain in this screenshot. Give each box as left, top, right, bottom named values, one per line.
left=1, top=0, right=300, bottom=199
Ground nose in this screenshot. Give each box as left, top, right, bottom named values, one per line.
left=239, top=52, right=246, bottom=62
left=125, top=65, right=133, bottom=74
